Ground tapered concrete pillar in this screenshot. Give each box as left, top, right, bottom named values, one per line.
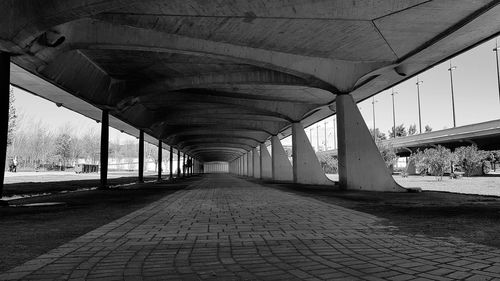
left=157, top=140, right=162, bottom=181
left=177, top=149, right=181, bottom=178
left=292, top=122, right=332, bottom=185
left=100, top=109, right=109, bottom=188
left=169, top=146, right=173, bottom=179
left=271, top=135, right=293, bottom=182
left=336, top=94, right=406, bottom=191
left=0, top=53, right=10, bottom=201
left=260, top=143, right=272, bottom=179
left=138, top=130, right=144, bottom=182
left=247, top=151, right=253, bottom=177
left=253, top=147, right=260, bottom=178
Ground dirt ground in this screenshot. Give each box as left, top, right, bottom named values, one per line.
left=0, top=177, right=199, bottom=272
left=2, top=174, right=159, bottom=197
left=260, top=179, right=500, bottom=250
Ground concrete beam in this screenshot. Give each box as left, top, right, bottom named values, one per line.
left=291, top=123, right=333, bottom=185
left=271, top=135, right=293, bottom=182
left=259, top=143, right=272, bottom=180
left=336, top=94, right=406, bottom=192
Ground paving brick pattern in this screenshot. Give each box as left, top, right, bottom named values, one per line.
left=2, top=174, right=500, bottom=280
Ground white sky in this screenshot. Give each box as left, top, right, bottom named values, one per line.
left=12, top=37, right=500, bottom=150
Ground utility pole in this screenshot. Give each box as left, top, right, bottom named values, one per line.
left=324, top=120, right=327, bottom=150
left=391, top=88, right=398, bottom=138
left=332, top=116, right=336, bottom=150
left=372, top=98, right=378, bottom=139
left=309, top=127, right=313, bottom=148
left=448, top=60, right=457, bottom=127
left=416, top=76, right=423, bottom=134
left=494, top=38, right=500, bottom=104
left=316, top=124, right=319, bottom=151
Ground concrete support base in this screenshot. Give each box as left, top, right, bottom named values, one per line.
left=336, top=94, right=406, bottom=192
left=271, top=135, right=293, bottom=182
left=253, top=148, right=260, bottom=178
left=260, top=143, right=272, bottom=179
left=292, top=123, right=333, bottom=185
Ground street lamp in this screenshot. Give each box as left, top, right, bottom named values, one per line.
left=332, top=116, right=336, bottom=150
left=494, top=38, right=500, bottom=104
left=372, top=98, right=378, bottom=139
left=391, top=88, right=398, bottom=138
left=316, top=124, right=320, bottom=151
left=324, top=120, right=327, bottom=150
left=448, top=61, right=457, bottom=127
left=416, top=76, right=423, bottom=134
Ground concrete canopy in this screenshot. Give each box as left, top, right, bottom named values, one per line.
left=2, top=1, right=500, bottom=162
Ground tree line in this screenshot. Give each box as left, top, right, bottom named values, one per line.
left=6, top=88, right=162, bottom=171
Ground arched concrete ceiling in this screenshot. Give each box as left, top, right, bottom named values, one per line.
left=2, top=0, right=500, bottom=162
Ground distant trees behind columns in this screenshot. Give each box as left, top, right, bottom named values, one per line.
left=5, top=112, right=162, bottom=171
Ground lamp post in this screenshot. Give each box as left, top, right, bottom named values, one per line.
left=448, top=61, right=457, bottom=127
left=494, top=38, right=500, bottom=104
left=332, top=116, right=336, bottom=150
left=316, top=124, right=320, bottom=151
left=309, top=127, right=313, bottom=149
left=372, top=98, right=378, bottom=139
left=416, top=76, right=423, bottom=133
left=324, top=120, right=327, bottom=151
left=391, top=88, right=398, bottom=138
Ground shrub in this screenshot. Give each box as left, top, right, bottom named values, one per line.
left=376, top=141, right=397, bottom=170
left=454, top=145, right=488, bottom=176
left=317, top=153, right=338, bottom=174
left=410, top=146, right=452, bottom=180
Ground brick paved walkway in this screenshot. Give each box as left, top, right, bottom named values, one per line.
left=2, top=174, right=500, bottom=280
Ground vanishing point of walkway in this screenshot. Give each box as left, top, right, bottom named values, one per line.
left=2, top=175, right=500, bottom=280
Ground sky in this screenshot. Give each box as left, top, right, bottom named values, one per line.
left=11, top=37, right=500, bottom=150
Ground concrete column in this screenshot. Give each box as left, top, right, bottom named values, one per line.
left=253, top=147, right=260, bottom=178
left=157, top=140, right=162, bottom=181
left=100, top=109, right=109, bottom=188
left=243, top=154, right=247, bottom=176
left=0, top=53, right=9, bottom=201
left=247, top=151, right=253, bottom=177
left=260, top=143, right=272, bottom=179
left=271, top=135, right=293, bottom=182
left=169, top=146, right=173, bottom=179
left=182, top=153, right=186, bottom=177
left=336, top=94, right=406, bottom=191
left=138, top=130, right=144, bottom=182
left=177, top=149, right=181, bottom=178
left=291, top=122, right=332, bottom=185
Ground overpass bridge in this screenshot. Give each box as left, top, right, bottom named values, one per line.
left=1, top=1, right=500, bottom=196
left=320, top=119, right=500, bottom=157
